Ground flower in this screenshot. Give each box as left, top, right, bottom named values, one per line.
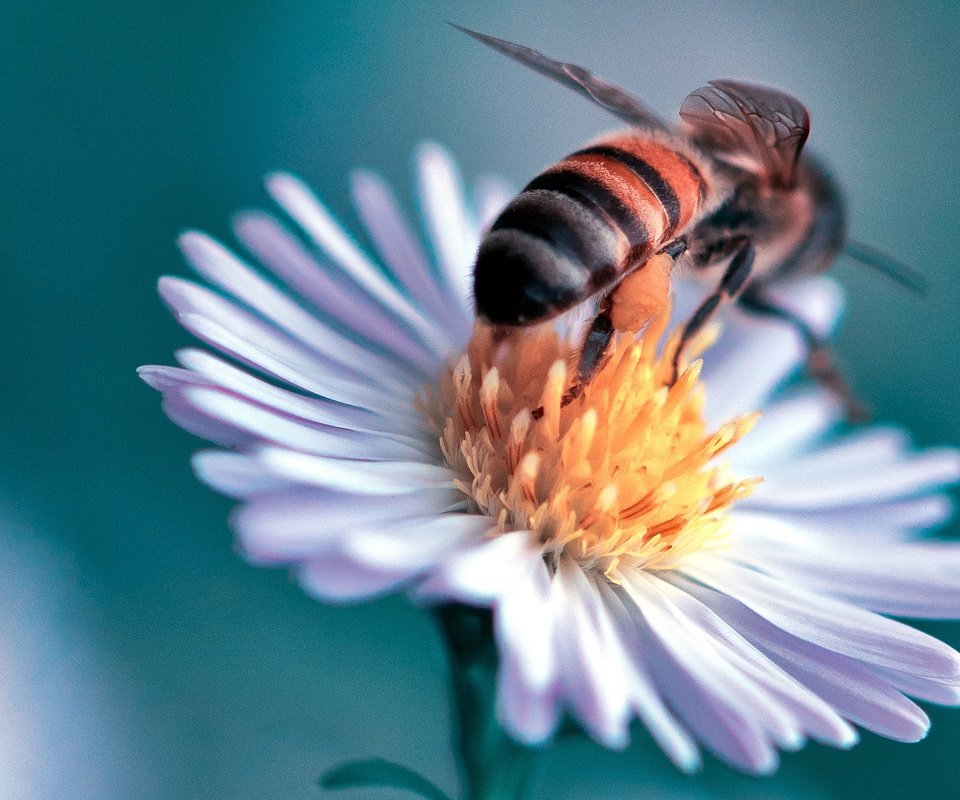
left=140, top=143, right=960, bottom=775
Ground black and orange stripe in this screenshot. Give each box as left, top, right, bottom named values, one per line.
left=473, top=133, right=707, bottom=326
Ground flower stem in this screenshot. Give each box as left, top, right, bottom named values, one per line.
left=434, top=604, right=537, bottom=800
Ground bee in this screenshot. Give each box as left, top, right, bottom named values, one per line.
left=459, top=26, right=919, bottom=413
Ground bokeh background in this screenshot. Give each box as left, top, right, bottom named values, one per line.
left=3, top=1, right=960, bottom=798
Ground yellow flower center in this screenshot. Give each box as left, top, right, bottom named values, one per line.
left=421, top=307, right=760, bottom=576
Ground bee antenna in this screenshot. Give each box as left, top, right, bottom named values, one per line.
left=843, top=241, right=928, bottom=296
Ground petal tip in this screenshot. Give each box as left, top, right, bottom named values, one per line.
left=176, top=229, right=212, bottom=259
left=265, top=170, right=303, bottom=198
left=136, top=365, right=165, bottom=391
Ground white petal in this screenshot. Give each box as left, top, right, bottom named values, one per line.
left=496, top=649, right=560, bottom=746
left=650, top=574, right=856, bottom=748
left=683, top=554, right=960, bottom=680
left=701, top=279, right=843, bottom=427
left=173, top=348, right=424, bottom=443
left=295, top=549, right=415, bottom=602
left=265, top=172, right=452, bottom=357
left=732, top=499, right=955, bottom=547
left=701, top=314, right=804, bottom=428
left=178, top=230, right=429, bottom=384
left=684, top=581, right=931, bottom=742
left=473, top=175, right=514, bottom=232
left=350, top=169, right=465, bottom=329
left=231, top=211, right=443, bottom=377
left=159, top=277, right=403, bottom=408
left=173, top=307, right=409, bottom=418
left=232, top=487, right=464, bottom=564
left=416, top=143, right=476, bottom=317
left=769, top=425, right=911, bottom=475
left=759, top=277, right=845, bottom=338
left=192, top=450, right=291, bottom=498
left=155, top=354, right=408, bottom=443
left=294, top=514, right=488, bottom=601
left=619, top=571, right=788, bottom=773
left=551, top=557, right=631, bottom=749
left=494, top=557, right=556, bottom=694
left=160, top=389, right=251, bottom=449
left=726, top=387, right=841, bottom=472
left=872, top=667, right=960, bottom=706
left=343, top=513, right=494, bottom=570
left=495, top=559, right=562, bottom=745
left=258, top=447, right=455, bottom=495
left=138, top=364, right=215, bottom=393
left=416, top=530, right=542, bottom=604
left=748, top=447, right=960, bottom=510
left=729, top=523, right=960, bottom=619
left=622, top=572, right=803, bottom=772
left=595, top=581, right=703, bottom=772
left=181, top=387, right=424, bottom=461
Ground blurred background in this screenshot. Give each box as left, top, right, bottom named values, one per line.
left=2, top=1, right=959, bottom=797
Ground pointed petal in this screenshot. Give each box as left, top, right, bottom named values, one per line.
left=266, top=172, right=452, bottom=357
left=550, top=557, right=631, bottom=749
left=231, top=211, right=444, bottom=377
left=232, top=487, right=463, bottom=564
left=683, top=580, right=931, bottom=742
left=179, top=231, right=429, bottom=384
left=416, top=530, right=541, bottom=604
left=619, top=571, right=790, bottom=773
left=350, top=169, right=463, bottom=329
left=257, top=447, right=455, bottom=495
left=416, top=143, right=476, bottom=317
left=683, top=555, right=960, bottom=680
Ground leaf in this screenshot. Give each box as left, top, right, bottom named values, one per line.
left=319, top=758, right=453, bottom=800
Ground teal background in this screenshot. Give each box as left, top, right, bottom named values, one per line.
left=3, top=1, right=960, bottom=797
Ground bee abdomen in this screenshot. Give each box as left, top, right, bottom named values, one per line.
left=474, top=184, right=630, bottom=325
left=523, top=168, right=651, bottom=245
left=571, top=135, right=706, bottom=236
left=472, top=135, right=705, bottom=327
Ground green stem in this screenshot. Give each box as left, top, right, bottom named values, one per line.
left=434, top=604, right=537, bottom=800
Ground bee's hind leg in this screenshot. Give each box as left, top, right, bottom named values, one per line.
left=564, top=239, right=689, bottom=408
left=570, top=299, right=616, bottom=400
left=531, top=300, right=615, bottom=420
left=737, top=288, right=869, bottom=422
left=532, top=241, right=688, bottom=420
left=671, top=237, right=755, bottom=383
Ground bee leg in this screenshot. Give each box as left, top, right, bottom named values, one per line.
left=564, top=242, right=687, bottom=407
left=532, top=243, right=689, bottom=420
left=530, top=301, right=615, bottom=420
left=670, top=237, right=755, bottom=383
left=571, top=299, right=615, bottom=397
left=657, top=238, right=688, bottom=260
left=738, top=289, right=869, bottom=422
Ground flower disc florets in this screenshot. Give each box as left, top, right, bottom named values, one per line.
left=424, top=307, right=760, bottom=576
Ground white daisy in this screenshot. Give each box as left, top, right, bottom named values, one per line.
left=140, top=144, right=960, bottom=775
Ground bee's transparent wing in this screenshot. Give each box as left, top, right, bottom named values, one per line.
left=680, top=79, right=809, bottom=187
left=452, top=25, right=670, bottom=132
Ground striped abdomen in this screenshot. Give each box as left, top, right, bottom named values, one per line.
left=474, top=133, right=706, bottom=326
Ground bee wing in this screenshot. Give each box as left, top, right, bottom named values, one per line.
left=679, top=79, right=810, bottom=187
left=452, top=24, right=670, bottom=132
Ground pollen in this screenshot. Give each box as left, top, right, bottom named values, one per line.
left=421, top=305, right=761, bottom=575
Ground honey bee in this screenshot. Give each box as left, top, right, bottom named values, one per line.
left=459, top=26, right=918, bottom=412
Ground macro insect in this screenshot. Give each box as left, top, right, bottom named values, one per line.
left=459, top=26, right=918, bottom=412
